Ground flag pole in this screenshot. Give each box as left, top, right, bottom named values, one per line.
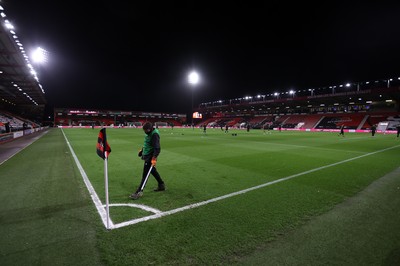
left=104, top=151, right=110, bottom=229
left=97, top=127, right=111, bottom=230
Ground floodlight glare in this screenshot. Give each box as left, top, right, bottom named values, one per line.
left=31, top=47, right=48, bottom=63
left=187, top=70, right=200, bottom=127
left=188, top=71, right=199, bottom=85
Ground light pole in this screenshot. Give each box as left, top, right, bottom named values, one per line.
left=188, top=71, right=199, bottom=128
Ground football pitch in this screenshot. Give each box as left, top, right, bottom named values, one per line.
left=1, top=127, right=400, bottom=265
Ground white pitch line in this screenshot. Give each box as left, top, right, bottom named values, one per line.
left=104, top=203, right=161, bottom=214
left=62, top=128, right=400, bottom=230
left=61, top=129, right=114, bottom=229
left=112, top=144, right=400, bottom=229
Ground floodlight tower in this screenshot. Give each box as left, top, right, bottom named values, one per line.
left=30, top=46, right=50, bottom=123
left=188, top=71, right=199, bottom=128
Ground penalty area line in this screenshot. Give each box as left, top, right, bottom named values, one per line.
left=112, top=144, right=400, bottom=229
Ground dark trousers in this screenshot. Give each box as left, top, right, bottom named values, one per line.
left=137, top=160, right=164, bottom=192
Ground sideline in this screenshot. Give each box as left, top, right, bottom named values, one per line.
left=62, top=128, right=400, bottom=230
left=0, top=129, right=49, bottom=165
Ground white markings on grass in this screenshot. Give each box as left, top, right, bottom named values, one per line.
left=112, top=144, right=400, bottom=229
left=62, top=129, right=400, bottom=230
left=104, top=203, right=161, bottom=214
left=62, top=129, right=115, bottom=228
left=62, top=129, right=159, bottom=229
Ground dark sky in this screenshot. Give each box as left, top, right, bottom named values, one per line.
left=4, top=1, right=400, bottom=115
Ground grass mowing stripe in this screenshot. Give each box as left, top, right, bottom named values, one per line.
left=0, top=129, right=102, bottom=266
left=113, top=144, right=400, bottom=228
left=223, top=140, right=367, bottom=154
left=66, top=123, right=398, bottom=229
left=51, top=128, right=400, bottom=264
left=203, top=137, right=366, bottom=153
left=236, top=167, right=400, bottom=265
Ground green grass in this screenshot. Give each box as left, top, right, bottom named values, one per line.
left=1, top=127, right=400, bottom=265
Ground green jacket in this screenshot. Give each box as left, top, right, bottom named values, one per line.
left=142, top=128, right=160, bottom=160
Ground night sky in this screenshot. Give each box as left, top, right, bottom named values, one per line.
left=5, top=1, right=400, bottom=116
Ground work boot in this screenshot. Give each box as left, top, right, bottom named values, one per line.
left=154, top=183, right=165, bottom=192
left=129, top=191, right=143, bottom=200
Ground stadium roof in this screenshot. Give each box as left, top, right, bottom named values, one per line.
left=196, top=84, right=400, bottom=116
left=0, top=6, right=46, bottom=109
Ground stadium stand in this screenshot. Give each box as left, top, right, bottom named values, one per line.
left=0, top=8, right=48, bottom=143
left=53, top=108, right=186, bottom=128
left=194, top=81, right=400, bottom=132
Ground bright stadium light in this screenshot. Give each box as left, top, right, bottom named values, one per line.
left=188, top=71, right=199, bottom=85
left=31, top=47, right=49, bottom=64
left=188, top=70, right=200, bottom=128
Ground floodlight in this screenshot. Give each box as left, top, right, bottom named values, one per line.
left=31, top=47, right=48, bottom=63
left=188, top=71, right=199, bottom=85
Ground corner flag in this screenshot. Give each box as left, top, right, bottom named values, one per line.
left=96, top=128, right=112, bottom=229
left=97, top=128, right=111, bottom=159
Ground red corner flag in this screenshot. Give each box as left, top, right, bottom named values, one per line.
left=96, top=128, right=112, bottom=229
left=96, top=128, right=111, bottom=160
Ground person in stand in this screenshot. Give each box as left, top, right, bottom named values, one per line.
left=371, top=124, right=376, bottom=137
left=130, top=121, right=165, bottom=200
left=338, top=124, right=345, bottom=137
